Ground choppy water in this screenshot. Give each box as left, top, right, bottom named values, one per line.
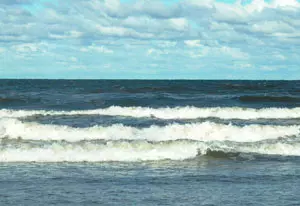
left=0, top=80, right=300, bottom=205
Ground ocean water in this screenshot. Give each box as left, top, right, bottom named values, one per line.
left=0, top=80, right=300, bottom=205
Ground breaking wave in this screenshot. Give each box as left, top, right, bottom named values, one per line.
left=1, top=105, right=300, bottom=162
left=0, top=139, right=300, bottom=162
left=0, top=118, right=299, bottom=142
left=1, top=106, right=300, bottom=119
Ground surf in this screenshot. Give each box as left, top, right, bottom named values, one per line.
left=0, top=139, right=300, bottom=162
left=0, top=118, right=299, bottom=142
left=1, top=106, right=300, bottom=120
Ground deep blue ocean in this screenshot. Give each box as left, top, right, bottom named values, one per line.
left=1, top=80, right=300, bottom=205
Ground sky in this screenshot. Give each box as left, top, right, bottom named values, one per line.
left=0, top=0, right=300, bottom=79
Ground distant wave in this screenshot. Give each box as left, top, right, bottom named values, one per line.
left=223, top=82, right=282, bottom=90
left=2, top=106, right=300, bottom=119
left=0, top=139, right=299, bottom=162
left=238, top=95, right=300, bottom=103
left=0, top=118, right=299, bottom=142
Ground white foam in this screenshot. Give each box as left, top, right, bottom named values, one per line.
left=0, top=140, right=199, bottom=162
left=239, top=142, right=300, bottom=156
left=0, top=140, right=300, bottom=162
left=1, top=106, right=300, bottom=119
left=0, top=118, right=299, bottom=142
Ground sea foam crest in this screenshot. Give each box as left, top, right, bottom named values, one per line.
left=1, top=106, right=300, bottom=119
left=0, top=140, right=300, bottom=162
left=0, top=118, right=299, bottom=142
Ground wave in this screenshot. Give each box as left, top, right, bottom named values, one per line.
left=238, top=95, right=300, bottom=103
left=0, top=139, right=300, bottom=162
left=0, top=139, right=198, bottom=162
left=1, top=106, right=300, bottom=120
left=223, top=82, right=280, bottom=90
left=0, top=118, right=299, bottom=142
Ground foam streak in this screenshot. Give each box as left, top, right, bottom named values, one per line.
left=2, top=106, right=300, bottom=120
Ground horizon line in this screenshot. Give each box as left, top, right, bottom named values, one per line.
left=0, top=78, right=299, bottom=81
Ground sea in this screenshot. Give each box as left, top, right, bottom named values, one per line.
left=0, top=80, right=300, bottom=205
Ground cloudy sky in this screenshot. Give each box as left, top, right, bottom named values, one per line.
left=0, top=0, right=300, bottom=79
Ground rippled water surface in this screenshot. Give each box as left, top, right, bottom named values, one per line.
left=0, top=80, right=300, bottom=205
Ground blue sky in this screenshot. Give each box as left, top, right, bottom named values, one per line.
left=0, top=0, right=300, bottom=79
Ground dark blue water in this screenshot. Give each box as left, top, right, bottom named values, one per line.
left=1, top=80, right=300, bottom=110
left=0, top=80, right=300, bottom=205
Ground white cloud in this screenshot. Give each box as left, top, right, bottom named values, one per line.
left=273, top=54, right=286, bottom=60
left=252, top=21, right=295, bottom=34
left=80, top=48, right=89, bottom=52
left=104, top=0, right=121, bottom=13
left=219, top=46, right=249, bottom=59
left=188, top=51, right=205, bottom=58
left=1, top=0, right=299, bottom=45
left=244, top=0, right=268, bottom=13
left=260, top=66, right=278, bottom=71
left=94, top=46, right=114, bottom=54
left=235, top=63, right=253, bottom=69
left=213, top=2, right=248, bottom=23
left=168, top=18, right=189, bottom=31
left=49, top=30, right=83, bottom=39
left=158, top=41, right=177, bottom=48
left=69, top=64, right=87, bottom=70
left=1, top=0, right=300, bottom=79
left=183, top=0, right=215, bottom=9
left=11, top=43, right=48, bottom=53
left=147, top=48, right=169, bottom=56
left=187, top=45, right=248, bottom=59
left=272, top=0, right=300, bottom=9
left=96, top=24, right=154, bottom=39
left=80, top=45, right=114, bottom=54
left=184, top=40, right=201, bottom=47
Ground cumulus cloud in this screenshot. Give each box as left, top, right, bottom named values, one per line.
left=168, top=18, right=189, bottom=31
left=11, top=43, right=48, bottom=53
left=80, top=45, right=114, bottom=54
left=0, top=0, right=300, bottom=79
left=147, top=48, right=169, bottom=56
left=184, top=40, right=201, bottom=47
left=186, top=45, right=249, bottom=59
left=49, top=30, right=83, bottom=39
left=2, top=0, right=299, bottom=43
